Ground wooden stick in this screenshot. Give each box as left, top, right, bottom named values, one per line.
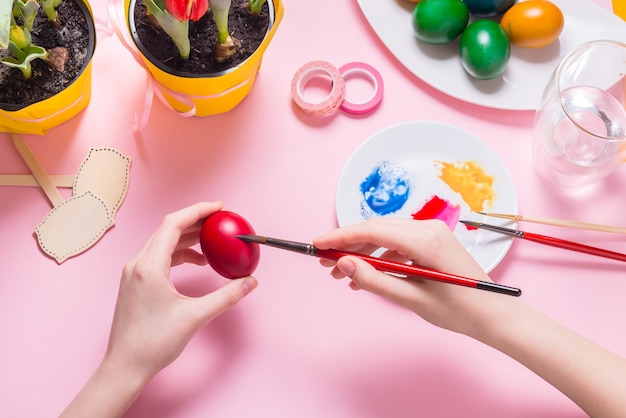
left=12, top=135, right=65, bottom=207
left=0, top=174, right=74, bottom=188
left=477, top=212, right=626, bottom=234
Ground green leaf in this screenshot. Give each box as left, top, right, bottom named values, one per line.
left=14, top=0, right=39, bottom=31
left=0, top=0, right=12, bottom=49
left=1, top=41, right=47, bottom=78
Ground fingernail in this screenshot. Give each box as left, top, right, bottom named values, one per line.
left=337, top=259, right=356, bottom=278
left=242, top=277, right=258, bottom=295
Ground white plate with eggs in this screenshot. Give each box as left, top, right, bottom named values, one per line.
left=356, top=0, right=626, bottom=110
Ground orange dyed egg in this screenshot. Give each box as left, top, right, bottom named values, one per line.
left=500, top=0, right=564, bottom=48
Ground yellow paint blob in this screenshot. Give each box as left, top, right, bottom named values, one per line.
left=436, top=160, right=496, bottom=212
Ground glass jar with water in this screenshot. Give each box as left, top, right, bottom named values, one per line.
left=532, top=40, right=626, bottom=189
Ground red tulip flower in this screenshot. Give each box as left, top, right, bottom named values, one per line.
left=164, top=0, right=209, bottom=21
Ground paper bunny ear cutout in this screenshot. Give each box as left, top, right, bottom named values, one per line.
left=8, top=135, right=131, bottom=263
left=35, top=191, right=116, bottom=263
left=35, top=148, right=131, bottom=263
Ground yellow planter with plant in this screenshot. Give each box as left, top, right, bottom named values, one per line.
left=122, top=0, right=283, bottom=118
left=0, top=0, right=96, bottom=135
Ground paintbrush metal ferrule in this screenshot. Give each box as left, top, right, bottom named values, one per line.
left=460, top=221, right=524, bottom=238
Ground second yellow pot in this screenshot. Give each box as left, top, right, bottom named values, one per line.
left=126, top=0, right=284, bottom=117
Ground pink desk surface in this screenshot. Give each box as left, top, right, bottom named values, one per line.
left=1, top=0, right=624, bottom=416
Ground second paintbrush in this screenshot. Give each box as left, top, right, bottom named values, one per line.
left=460, top=221, right=626, bottom=262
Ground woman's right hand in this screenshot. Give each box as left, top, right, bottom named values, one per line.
left=313, top=217, right=514, bottom=337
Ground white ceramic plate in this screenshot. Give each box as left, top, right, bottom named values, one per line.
left=336, top=121, right=518, bottom=272
left=356, top=0, right=626, bottom=110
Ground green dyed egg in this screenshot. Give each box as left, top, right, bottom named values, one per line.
left=412, top=0, right=470, bottom=45
left=459, top=20, right=510, bottom=79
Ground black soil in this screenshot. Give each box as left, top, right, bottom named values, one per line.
left=132, top=0, right=270, bottom=76
left=0, top=0, right=92, bottom=107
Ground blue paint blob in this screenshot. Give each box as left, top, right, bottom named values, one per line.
left=360, top=161, right=410, bottom=215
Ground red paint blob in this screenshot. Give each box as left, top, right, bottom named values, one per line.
left=412, top=195, right=448, bottom=220
left=411, top=195, right=461, bottom=230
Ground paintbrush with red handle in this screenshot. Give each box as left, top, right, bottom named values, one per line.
left=461, top=221, right=626, bottom=262
left=237, top=234, right=521, bottom=297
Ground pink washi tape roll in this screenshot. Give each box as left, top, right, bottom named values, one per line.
left=339, top=62, right=384, bottom=115
left=291, top=61, right=346, bottom=116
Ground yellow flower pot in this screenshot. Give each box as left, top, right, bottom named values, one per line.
left=0, top=0, right=96, bottom=135
left=126, top=0, right=283, bottom=117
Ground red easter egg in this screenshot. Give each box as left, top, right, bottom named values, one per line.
left=200, top=211, right=260, bottom=279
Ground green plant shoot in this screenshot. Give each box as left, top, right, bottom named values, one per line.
left=210, top=0, right=230, bottom=45
left=210, top=0, right=239, bottom=63
left=248, top=0, right=266, bottom=15
left=144, top=0, right=190, bottom=59
left=40, top=0, right=62, bottom=22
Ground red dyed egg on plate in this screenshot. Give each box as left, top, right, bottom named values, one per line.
left=200, top=211, right=260, bottom=279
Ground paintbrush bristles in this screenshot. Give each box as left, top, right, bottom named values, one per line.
left=237, top=234, right=267, bottom=244
left=476, top=212, right=626, bottom=234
